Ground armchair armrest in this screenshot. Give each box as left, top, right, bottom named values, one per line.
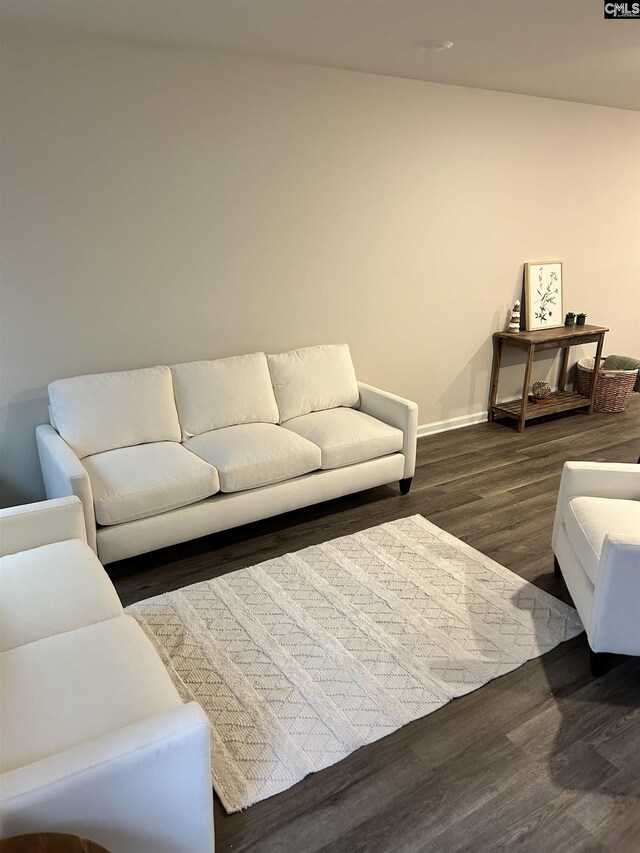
left=0, top=702, right=214, bottom=853
left=358, top=382, right=418, bottom=479
left=0, top=497, right=86, bottom=557
left=36, top=424, right=97, bottom=553
left=552, top=462, right=640, bottom=551
left=589, top=533, right=640, bottom=655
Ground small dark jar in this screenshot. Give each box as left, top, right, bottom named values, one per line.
left=565, top=312, right=576, bottom=326
left=576, top=313, right=587, bottom=326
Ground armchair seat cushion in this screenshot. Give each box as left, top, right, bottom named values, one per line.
left=282, top=407, right=404, bottom=470
left=83, top=442, right=220, bottom=526
left=563, top=496, right=640, bottom=584
left=0, top=539, right=123, bottom=652
left=0, top=616, right=182, bottom=773
left=185, top=423, right=321, bottom=493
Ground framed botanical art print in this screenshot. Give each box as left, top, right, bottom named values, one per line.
left=524, top=261, right=564, bottom=331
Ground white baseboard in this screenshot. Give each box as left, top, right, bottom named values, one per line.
left=417, top=410, right=488, bottom=438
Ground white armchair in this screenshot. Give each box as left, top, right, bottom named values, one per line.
left=0, top=497, right=215, bottom=852
left=552, top=462, right=640, bottom=676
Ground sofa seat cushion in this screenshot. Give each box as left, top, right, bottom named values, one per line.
left=0, top=616, right=181, bottom=773
left=83, top=442, right=220, bottom=526
left=564, top=496, right=640, bottom=584
left=282, top=407, right=404, bottom=470
left=184, top=423, right=321, bottom=493
left=0, top=539, right=123, bottom=652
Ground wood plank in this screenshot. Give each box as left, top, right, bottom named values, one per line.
left=311, top=736, right=534, bottom=853
left=318, top=740, right=615, bottom=853
left=568, top=765, right=640, bottom=852
left=506, top=659, right=640, bottom=759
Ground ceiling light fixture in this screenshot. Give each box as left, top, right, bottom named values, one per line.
left=418, top=39, right=454, bottom=52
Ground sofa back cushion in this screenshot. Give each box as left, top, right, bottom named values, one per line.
left=48, top=366, right=181, bottom=459
left=267, top=344, right=359, bottom=423
left=171, top=353, right=279, bottom=439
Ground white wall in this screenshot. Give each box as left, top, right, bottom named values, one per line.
left=1, top=25, right=639, bottom=505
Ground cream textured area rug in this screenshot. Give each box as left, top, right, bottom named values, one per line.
left=126, top=515, right=583, bottom=813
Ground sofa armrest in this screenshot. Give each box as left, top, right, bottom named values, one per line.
left=357, top=383, right=418, bottom=479
left=0, top=702, right=214, bottom=853
left=589, top=533, right=640, bottom=655
left=552, top=462, right=640, bottom=552
left=36, top=424, right=97, bottom=553
left=0, top=497, right=86, bottom=557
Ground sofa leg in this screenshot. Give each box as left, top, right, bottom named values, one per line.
left=590, top=651, right=612, bottom=678
left=399, top=477, right=413, bottom=495
left=553, top=556, right=562, bottom=578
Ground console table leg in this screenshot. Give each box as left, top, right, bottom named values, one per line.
left=589, top=333, right=606, bottom=414
left=488, top=338, right=503, bottom=422
left=519, top=344, right=535, bottom=432
left=558, top=346, right=569, bottom=392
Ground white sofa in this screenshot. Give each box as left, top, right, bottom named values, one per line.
left=552, top=461, right=640, bottom=675
left=0, top=497, right=215, bottom=852
left=37, top=345, right=418, bottom=564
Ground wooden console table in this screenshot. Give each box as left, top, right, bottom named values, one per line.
left=489, top=324, right=608, bottom=432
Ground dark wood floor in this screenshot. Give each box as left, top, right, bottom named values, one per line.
left=112, top=397, right=640, bottom=853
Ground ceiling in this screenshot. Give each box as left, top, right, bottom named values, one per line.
left=2, top=0, right=640, bottom=111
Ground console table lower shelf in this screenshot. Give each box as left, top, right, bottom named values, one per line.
left=492, top=391, right=592, bottom=423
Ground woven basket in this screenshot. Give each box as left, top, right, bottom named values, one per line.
left=576, top=357, right=638, bottom=413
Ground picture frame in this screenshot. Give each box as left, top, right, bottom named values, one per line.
left=524, top=261, right=564, bottom=331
